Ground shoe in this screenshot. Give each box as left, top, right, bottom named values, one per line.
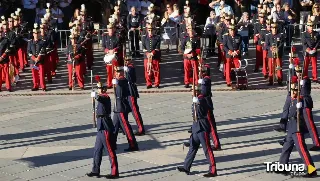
left=184, top=84, right=190, bottom=88
left=278, top=81, right=283, bottom=86
left=105, top=174, right=119, bottom=179
left=276, top=66, right=282, bottom=70
left=155, top=85, right=161, bottom=89
left=187, top=127, right=192, bottom=133
left=177, top=166, right=190, bottom=175
left=267, top=82, right=273, bottom=86
left=134, top=131, right=145, bottom=136
left=264, top=75, right=268, bottom=79
left=80, top=87, right=85, bottom=90
left=227, top=84, right=231, bottom=87
left=211, top=146, right=222, bottom=151
left=303, top=171, right=317, bottom=178
left=86, top=172, right=100, bottom=178
left=42, top=88, right=46, bottom=92
left=124, top=147, right=139, bottom=152
left=146, top=85, right=152, bottom=89
left=309, top=146, right=320, bottom=151
left=136, top=52, right=141, bottom=57
left=203, top=172, right=217, bottom=177
left=278, top=140, right=285, bottom=146
left=31, top=88, right=39, bottom=91
left=313, top=80, right=318, bottom=83
left=274, top=128, right=286, bottom=133
left=69, top=87, right=72, bottom=90
left=183, top=142, right=190, bottom=147
left=8, top=89, right=13, bottom=92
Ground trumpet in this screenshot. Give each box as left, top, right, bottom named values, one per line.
left=72, top=44, right=77, bottom=91
left=147, top=53, right=153, bottom=75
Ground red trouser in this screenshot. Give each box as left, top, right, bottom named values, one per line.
left=9, top=55, right=19, bottom=76
left=106, top=63, right=115, bottom=87
left=268, top=58, right=283, bottom=83
left=17, top=48, right=27, bottom=71
left=262, top=50, right=268, bottom=76
left=255, top=45, right=263, bottom=70
left=44, top=55, right=52, bottom=82
left=86, top=40, right=94, bottom=69
left=303, top=56, right=317, bottom=80
left=217, top=44, right=222, bottom=64
left=67, top=61, right=85, bottom=88
left=31, top=64, right=46, bottom=89
left=0, top=63, right=11, bottom=90
left=144, top=59, right=160, bottom=86
left=183, top=59, right=198, bottom=85
left=225, top=57, right=240, bottom=84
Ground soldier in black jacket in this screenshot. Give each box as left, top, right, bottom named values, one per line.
left=181, top=25, right=200, bottom=88
left=39, top=24, right=52, bottom=84
left=253, top=13, right=266, bottom=72
left=27, top=28, right=47, bottom=91
left=265, top=22, right=284, bottom=85
left=112, top=66, right=139, bottom=152
left=216, top=15, right=229, bottom=70
left=142, top=24, right=161, bottom=89
left=102, top=24, right=121, bottom=88
left=124, top=56, right=145, bottom=136
left=177, top=88, right=217, bottom=178
left=80, top=4, right=94, bottom=70
left=127, top=6, right=141, bottom=57
left=302, top=20, right=320, bottom=82
left=66, top=33, right=86, bottom=90
left=0, top=20, right=12, bottom=92
left=223, top=24, right=242, bottom=87
left=87, top=81, right=119, bottom=179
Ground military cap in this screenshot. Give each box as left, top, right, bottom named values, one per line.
left=80, top=4, right=86, bottom=12
left=271, top=23, right=277, bottom=28
left=307, top=20, right=314, bottom=26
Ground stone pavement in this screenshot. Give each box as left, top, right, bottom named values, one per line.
left=0, top=91, right=320, bottom=181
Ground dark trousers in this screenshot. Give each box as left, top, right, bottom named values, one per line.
left=184, top=130, right=217, bottom=174
left=113, top=112, right=138, bottom=149
left=128, top=96, right=145, bottom=133
left=207, top=35, right=216, bottom=53
left=285, top=25, right=294, bottom=47
left=207, top=111, right=221, bottom=149
left=279, top=132, right=315, bottom=167
left=92, top=130, right=119, bottom=176
left=129, top=30, right=140, bottom=53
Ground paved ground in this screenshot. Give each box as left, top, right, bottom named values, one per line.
left=0, top=91, right=320, bottom=181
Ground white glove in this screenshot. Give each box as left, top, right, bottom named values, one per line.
left=309, top=50, right=316, bottom=54
left=91, top=91, right=96, bottom=98
left=124, top=66, right=128, bottom=72
left=300, top=80, right=305, bottom=86
left=289, top=64, right=294, bottom=69
left=192, top=97, right=199, bottom=103
left=198, top=79, right=203, bottom=84
left=296, top=102, right=302, bottom=109
left=112, top=79, right=118, bottom=85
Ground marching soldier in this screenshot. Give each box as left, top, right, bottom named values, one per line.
left=27, top=27, right=47, bottom=91
left=7, top=16, right=19, bottom=78
left=66, top=32, right=86, bottom=90
left=112, top=66, right=139, bottom=152
left=302, top=19, right=320, bottom=82
left=80, top=4, right=94, bottom=70
left=0, top=20, right=12, bottom=92
left=223, top=24, right=242, bottom=87
left=277, top=76, right=317, bottom=177
left=265, top=22, right=284, bottom=86
left=181, top=25, right=200, bottom=88
left=39, top=23, right=52, bottom=84
left=127, top=6, right=141, bottom=57
left=177, top=87, right=217, bottom=178
left=124, top=56, right=146, bottom=136
left=102, top=24, right=121, bottom=89
left=142, top=24, right=161, bottom=89
left=253, top=13, right=266, bottom=72
left=198, top=65, right=221, bottom=151
left=13, top=13, right=26, bottom=73
left=87, top=80, right=119, bottom=179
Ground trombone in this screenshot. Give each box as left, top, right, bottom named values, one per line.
left=147, top=53, right=153, bottom=75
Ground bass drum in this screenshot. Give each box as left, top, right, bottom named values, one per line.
left=231, top=68, right=248, bottom=90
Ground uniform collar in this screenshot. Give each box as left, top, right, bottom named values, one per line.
left=100, top=93, right=109, bottom=97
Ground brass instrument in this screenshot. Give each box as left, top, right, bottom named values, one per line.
left=147, top=53, right=153, bottom=75
left=72, top=44, right=77, bottom=91
left=271, top=43, right=280, bottom=84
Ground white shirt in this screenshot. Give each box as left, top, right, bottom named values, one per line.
left=140, top=0, right=151, bottom=16
left=59, top=0, right=72, bottom=8
left=23, top=0, right=38, bottom=9
left=51, top=8, right=64, bottom=23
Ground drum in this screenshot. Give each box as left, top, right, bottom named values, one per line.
left=231, top=68, right=248, bottom=90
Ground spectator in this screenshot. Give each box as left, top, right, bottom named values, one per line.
left=69, top=8, right=80, bottom=28
left=141, top=0, right=152, bottom=19
left=312, top=3, right=320, bottom=28
left=237, top=12, right=251, bottom=55
left=51, top=1, right=64, bottom=30
left=169, top=4, right=180, bottom=23
left=59, top=0, right=72, bottom=30
left=127, top=0, right=141, bottom=12
left=233, top=0, right=248, bottom=22
left=204, top=10, right=218, bottom=56
left=283, top=2, right=296, bottom=46
left=272, top=3, right=284, bottom=22
left=35, top=2, right=46, bottom=25
left=209, top=0, right=234, bottom=17
left=22, top=0, right=38, bottom=30
left=300, top=0, right=314, bottom=31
